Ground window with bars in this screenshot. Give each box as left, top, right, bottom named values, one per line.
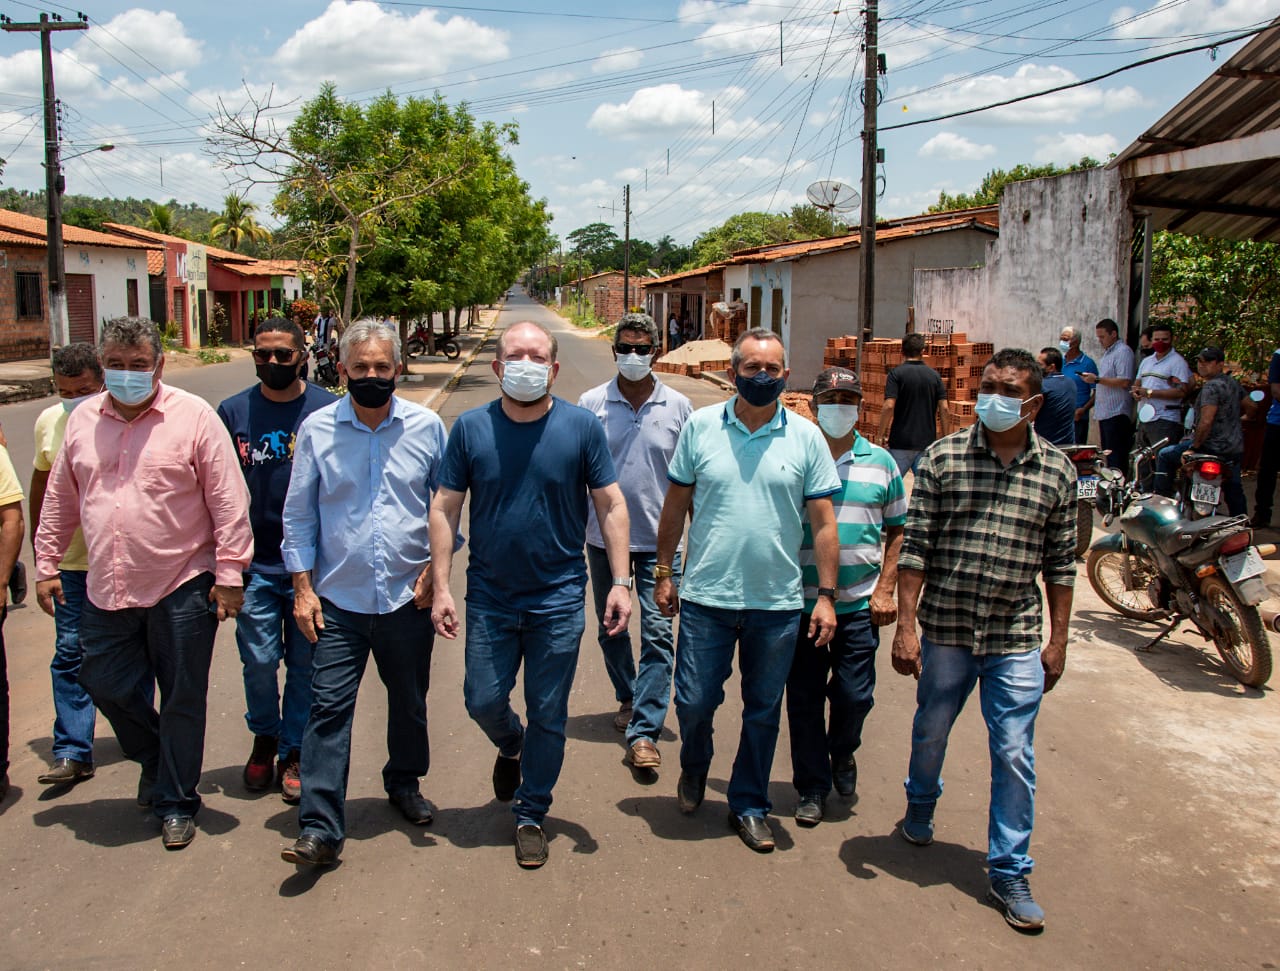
left=15, top=271, right=43, bottom=319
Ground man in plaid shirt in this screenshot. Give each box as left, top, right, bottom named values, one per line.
left=892, top=347, right=1076, bottom=932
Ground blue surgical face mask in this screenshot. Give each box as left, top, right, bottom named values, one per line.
left=1058, top=341, right=1071, bottom=354
left=735, top=370, right=785, bottom=407
left=103, top=367, right=157, bottom=407
left=816, top=403, right=858, bottom=438
left=500, top=360, right=551, bottom=402
left=975, top=392, right=1030, bottom=433
left=61, top=391, right=98, bottom=413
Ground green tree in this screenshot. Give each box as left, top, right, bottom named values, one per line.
left=928, top=158, right=1102, bottom=212
left=210, top=193, right=272, bottom=252
left=687, top=212, right=789, bottom=267
left=566, top=222, right=621, bottom=269
left=145, top=202, right=180, bottom=234
left=63, top=205, right=108, bottom=232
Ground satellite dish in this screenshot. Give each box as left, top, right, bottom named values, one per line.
left=806, top=180, right=860, bottom=213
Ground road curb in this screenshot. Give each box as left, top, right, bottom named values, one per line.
left=420, top=312, right=501, bottom=412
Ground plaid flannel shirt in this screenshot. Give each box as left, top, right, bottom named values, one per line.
left=898, top=422, right=1077, bottom=655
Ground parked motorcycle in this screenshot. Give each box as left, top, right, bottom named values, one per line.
left=1085, top=438, right=1275, bottom=688
left=405, top=320, right=460, bottom=360
left=310, top=337, right=339, bottom=387
left=1064, top=443, right=1109, bottom=558
left=1176, top=451, right=1227, bottom=519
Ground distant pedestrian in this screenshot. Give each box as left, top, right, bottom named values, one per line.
left=429, top=321, right=632, bottom=870
left=668, top=313, right=681, bottom=351
left=655, top=327, right=841, bottom=854
left=1034, top=347, right=1076, bottom=446
left=1132, top=323, right=1191, bottom=483
left=217, top=317, right=335, bottom=804
left=30, top=343, right=104, bottom=789
left=893, top=347, right=1075, bottom=931
left=279, top=320, right=447, bottom=868
left=35, top=316, right=253, bottom=851
left=1252, top=347, right=1280, bottom=529
left=0, top=443, right=24, bottom=804
left=877, top=333, right=949, bottom=477
left=1058, top=326, right=1097, bottom=444
left=785, top=368, right=904, bottom=828
left=314, top=303, right=337, bottom=346
left=1081, top=318, right=1135, bottom=472
left=577, top=312, right=691, bottom=769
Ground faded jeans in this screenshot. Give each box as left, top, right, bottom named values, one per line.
left=235, top=571, right=314, bottom=757
left=51, top=570, right=95, bottom=762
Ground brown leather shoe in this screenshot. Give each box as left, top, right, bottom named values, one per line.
left=38, top=758, right=95, bottom=786
left=624, top=738, right=661, bottom=770
left=613, top=702, right=633, bottom=733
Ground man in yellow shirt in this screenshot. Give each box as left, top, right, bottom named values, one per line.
left=0, top=440, right=25, bottom=802
left=30, top=344, right=103, bottom=787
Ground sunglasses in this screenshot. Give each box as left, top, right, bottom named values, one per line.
left=252, top=347, right=300, bottom=364
left=615, top=342, right=654, bottom=356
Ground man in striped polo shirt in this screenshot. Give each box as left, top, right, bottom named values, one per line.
left=785, top=368, right=905, bottom=826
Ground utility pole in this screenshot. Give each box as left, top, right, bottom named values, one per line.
left=622, top=184, right=631, bottom=312
left=854, top=0, right=879, bottom=378
left=2, top=12, right=89, bottom=350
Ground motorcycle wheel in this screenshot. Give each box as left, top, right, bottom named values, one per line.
left=1075, top=499, right=1092, bottom=558
left=442, top=339, right=460, bottom=360
left=405, top=338, right=426, bottom=359
left=1199, top=575, right=1273, bottom=687
left=1086, top=548, right=1163, bottom=620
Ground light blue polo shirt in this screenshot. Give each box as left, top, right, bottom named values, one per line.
left=668, top=396, right=841, bottom=611
left=580, top=376, right=692, bottom=552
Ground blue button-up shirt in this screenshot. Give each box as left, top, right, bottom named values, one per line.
left=282, top=394, right=448, bottom=614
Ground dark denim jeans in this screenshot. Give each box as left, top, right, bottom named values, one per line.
left=1, top=605, right=8, bottom=778
left=235, top=571, right=314, bottom=756
left=78, top=573, right=218, bottom=819
left=1098, top=414, right=1134, bottom=472
left=673, top=600, right=801, bottom=818
left=298, top=598, right=434, bottom=846
left=785, top=609, right=879, bottom=799
left=1255, top=423, right=1280, bottom=522
left=463, top=602, right=585, bottom=826
left=51, top=570, right=95, bottom=762
left=586, top=544, right=681, bottom=743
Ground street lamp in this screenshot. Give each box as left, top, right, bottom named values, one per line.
left=45, top=142, right=114, bottom=349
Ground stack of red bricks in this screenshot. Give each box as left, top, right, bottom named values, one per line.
left=653, top=355, right=731, bottom=378
left=819, top=334, right=995, bottom=439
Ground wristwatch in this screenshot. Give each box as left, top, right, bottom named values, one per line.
left=612, top=576, right=633, bottom=589
left=652, top=564, right=674, bottom=579
left=817, top=587, right=838, bottom=601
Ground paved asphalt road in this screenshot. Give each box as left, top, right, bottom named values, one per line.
left=0, top=292, right=1276, bottom=967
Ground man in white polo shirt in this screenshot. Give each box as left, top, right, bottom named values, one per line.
left=654, top=327, right=841, bottom=853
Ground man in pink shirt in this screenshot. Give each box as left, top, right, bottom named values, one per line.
left=35, top=317, right=253, bottom=851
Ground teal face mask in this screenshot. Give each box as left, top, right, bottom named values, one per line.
left=975, top=393, right=1028, bottom=433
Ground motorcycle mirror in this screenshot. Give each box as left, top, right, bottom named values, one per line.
left=1250, top=389, right=1266, bottom=402
left=1137, top=402, right=1157, bottom=423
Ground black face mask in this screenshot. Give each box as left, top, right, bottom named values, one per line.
left=346, top=375, right=395, bottom=408
left=735, top=370, right=786, bottom=407
left=256, top=360, right=304, bottom=391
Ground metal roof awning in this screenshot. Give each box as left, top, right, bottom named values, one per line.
left=1110, top=17, right=1280, bottom=242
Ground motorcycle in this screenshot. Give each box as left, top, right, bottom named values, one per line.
left=1064, top=443, right=1110, bottom=558
left=405, top=320, right=460, bottom=361
left=1176, top=451, right=1226, bottom=520
left=310, top=337, right=339, bottom=387
left=1085, top=438, right=1275, bottom=688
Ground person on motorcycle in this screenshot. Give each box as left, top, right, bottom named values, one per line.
left=1152, top=346, right=1246, bottom=515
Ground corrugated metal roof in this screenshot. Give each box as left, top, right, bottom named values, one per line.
left=1111, top=17, right=1280, bottom=241
left=0, top=209, right=153, bottom=249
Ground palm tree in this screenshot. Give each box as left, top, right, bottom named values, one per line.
left=210, top=194, right=272, bottom=252
left=145, top=202, right=179, bottom=234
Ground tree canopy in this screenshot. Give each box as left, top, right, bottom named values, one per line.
left=927, top=158, right=1102, bottom=212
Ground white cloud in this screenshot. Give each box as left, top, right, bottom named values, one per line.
left=593, top=47, right=643, bottom=74
left=1111, top=0, right=1280, bottom=38
left=1032, top=132, right=1121, bottom=165
left=919, top=132, right=996, bottom=161
left=899, top=64, right=1146, bottom=126
left=588, top=83, right=756, bottom=138
left=527, top=70, right=576, bottom=91
left=80, top=10, right=204, bottom=74
left=273, top=0, right=508, bottom=91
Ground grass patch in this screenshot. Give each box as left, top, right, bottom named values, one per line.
left=196, top=348, right=231, bottom=365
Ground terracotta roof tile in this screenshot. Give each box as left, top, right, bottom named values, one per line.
left=146, top=249, right=165, bottom=275
left=0, top=208, right=152, bottom=249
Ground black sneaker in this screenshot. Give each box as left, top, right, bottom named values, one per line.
left=515, top=824, right=548, bottom=869
left=493, top=753, right=521, bottom=802
left=795, top=794, right=824, bottom=827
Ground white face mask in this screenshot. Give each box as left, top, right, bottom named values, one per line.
left=61, top=392, right=98, bottom=413
left=816, top=403, right=859, bottom=438
left=500, top=360, right=551, bottom=402
left=616, top=352, right=653, bottom=382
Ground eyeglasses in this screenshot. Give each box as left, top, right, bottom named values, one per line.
left=615, top=342, right=654, bottom=356
left=252, top=347, right=300, bottom=364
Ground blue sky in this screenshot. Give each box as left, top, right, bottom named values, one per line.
left=0, top=0, right=1276, bottom=248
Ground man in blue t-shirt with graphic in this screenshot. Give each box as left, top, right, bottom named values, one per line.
left=218, top=317, right=335, bottom=803
left=1252, top=347, right=1280, bottom=528
left=429, top=320, right=633, bottom=870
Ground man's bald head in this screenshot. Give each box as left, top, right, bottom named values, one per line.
left=497, top=321, right=558, bottom=363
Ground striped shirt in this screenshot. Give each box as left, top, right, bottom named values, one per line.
left=801, top=434, right=906, bottom=613
left=899, top=422, right=1077, bottom=655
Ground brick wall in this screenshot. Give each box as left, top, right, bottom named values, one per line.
left=0, top=248, right=52, bottom=361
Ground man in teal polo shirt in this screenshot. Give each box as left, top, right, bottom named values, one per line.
left=786, top=367, right=905, bottom=827
left=654, top=327, right=841, bottom=853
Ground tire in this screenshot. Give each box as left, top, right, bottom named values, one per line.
left=1076, top=499, right=1092, bottom=559
left=441, top=339, right=460, bottom=360
left=1086, top=548, right=1164, bottom=620
left=1199, top=575, right=1273, bottom=687
left=405, top=338, right=426, bottom=359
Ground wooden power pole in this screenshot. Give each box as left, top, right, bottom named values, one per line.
left=854, top=0, right=879, bottom=377
left=622, top=184, right=631, bottom=313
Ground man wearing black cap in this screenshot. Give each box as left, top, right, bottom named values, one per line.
left=1153, top=346, right=1246, bottom=515
left=785, top=368, right=905, bottom=826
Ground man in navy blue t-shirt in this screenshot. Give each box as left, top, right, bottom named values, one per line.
left=217, top=318, right=335, bottom=803
left=1253, top=348, right=1280, bottom=528
left=429, top=321, right=633, bottom=870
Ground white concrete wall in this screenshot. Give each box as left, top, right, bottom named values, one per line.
left=913, top=167, right=1131, bottom=361
left=66, top=245, right=147, bottom=333
left=723, top=265, right=748, bottom=304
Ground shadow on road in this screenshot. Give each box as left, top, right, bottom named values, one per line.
left=30, top=800, right=240, bottom=846
left=24, top=735, right=130, bottom=771
left=617, top=787, right=797, bottom=852
left=840, top=831, right=990, bottom=899
left=199, top=764, right=288, bottom=802
left=564, top=712, right=679, bottom=746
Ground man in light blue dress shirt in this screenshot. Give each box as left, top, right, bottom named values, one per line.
left=278, top=320, right=449, bottom=867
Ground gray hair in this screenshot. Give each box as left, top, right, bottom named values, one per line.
left=1060, top=326, right=1079, bottom=346
left=615, top=312, right=659, bottom=346
left=497, top=321, right=558, bottom=363
left=99, top=316, right=162, bottom=364
left=731, top=327, right=788, bottom=369
left=340, top=318, right=401, bottom=368
left=52, top=342, right=102, bottom=380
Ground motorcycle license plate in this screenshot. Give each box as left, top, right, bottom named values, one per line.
left=1221, top=547, right=1265, bottom=583
left=1191, top=481, right=1220, bottom=505
left=1077, top=477, right=1098, bottom=500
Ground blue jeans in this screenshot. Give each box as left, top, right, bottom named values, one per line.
left=586, top=545, right=680, bottom=743
left=463, top=602, right=585, bottom=826
left=51, top=570, right=95, bottom=762
left=78, top=573, right=218, bottom=820
left=235, top=571, right=314, bottom=757
left=1154, top=443, right=1246, bottom=516
left=299, top=599, right=434, bottom=845
left=905, top=636, right=1043, bottom=879
left=889, top=449, right=922, bottom=477
left=785, top=609, right=878, bottom=799
left=673, top=600, right=801, bottom=818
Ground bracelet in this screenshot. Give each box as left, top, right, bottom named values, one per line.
left=612, top=576, right=633, bottom=589
left=652, top=564, right=674, bottom=579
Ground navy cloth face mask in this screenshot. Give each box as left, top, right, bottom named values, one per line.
left=735, top=370, right=785, bottom=407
